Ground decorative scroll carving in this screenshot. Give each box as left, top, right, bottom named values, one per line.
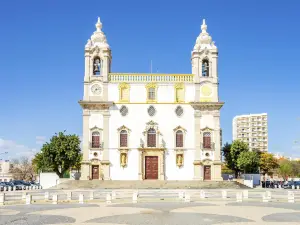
left=190, top=102, right=224, bottom=111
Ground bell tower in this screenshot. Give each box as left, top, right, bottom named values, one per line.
left=83, top=17, right=112, bottom=101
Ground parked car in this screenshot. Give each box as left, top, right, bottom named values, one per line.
left=29, top=181, right=41, bottom=189
left=11, top=180, right=26, bottom=190
left=4, top=182, right=14, bottom=191
left=0, top=182, right=5, bottom=191
left=283, top=181, right=294, bottom=189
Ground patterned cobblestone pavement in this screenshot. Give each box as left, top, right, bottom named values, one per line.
left=1, top=201, right=300, bottom=224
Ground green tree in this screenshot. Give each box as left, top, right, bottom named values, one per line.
left=33, top=131, right=81, bottom=178
left=259, top=152, right=279, bottom=176
left=230, top=140, right=249, bottom=178
left=237, top=151, right=260, bottom=173
left=278, top=160, right=293, bottom=180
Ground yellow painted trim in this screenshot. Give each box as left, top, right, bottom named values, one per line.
left=145, top=83, right=157, bottom=103
left=119, top=82, right=130, bottom=102
left=174, top=82, right=185, bottom=103
left=110, top=73, right=193, bottom=76
left=115, top=102, right=190, bottom=104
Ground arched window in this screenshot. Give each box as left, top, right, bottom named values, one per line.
left=92, top=131, right=100, bottom=148
left=202, top=59, right=209, bottom=77
left=148, top=88, right=156, bottom=100
left=147, top=128, right=156, bottom=147
left=93, top=57, right=101, bottom=75
left=203, top=132, right=211, bottom=149
left=120, top=130, right=128, bottom=147
left=176, top=130, right=183, bottom=147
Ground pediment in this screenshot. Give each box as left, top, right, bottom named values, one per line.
left=117, top=125, right=131, bottom=133
left=173, top=125, right=187, bottom=132
left=201, top=126, right=214, bottom=131
left=90, top=126, right=103, bottom=131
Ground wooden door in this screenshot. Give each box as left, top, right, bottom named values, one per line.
left=204, top=165, right=211, bottom=180
left=145, top=156, right=158, bottom=179
left=92, top=165, right=99, bottom=180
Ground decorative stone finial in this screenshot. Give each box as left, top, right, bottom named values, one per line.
left=96, top=17, right=102, bottom=31
left=201, top=19, right=207, bottom=33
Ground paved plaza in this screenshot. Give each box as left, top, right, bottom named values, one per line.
left=1, top=189, right=300, bottom=225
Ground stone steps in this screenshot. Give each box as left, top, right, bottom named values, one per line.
left=50, top=180, right=249, bottom=190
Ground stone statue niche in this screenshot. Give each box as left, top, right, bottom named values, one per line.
left=93, top=57, right=101, bottom=75
left=202, top=59, right=209, bottom=77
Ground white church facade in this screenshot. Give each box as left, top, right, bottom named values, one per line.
left=79, top=17, right=224, bottom=181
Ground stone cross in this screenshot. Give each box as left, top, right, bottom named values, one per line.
left=236, top=192, right=243, bottom=202
left=52, top=194, right=58, bottom=204
left=79, top=193, right=84, bottom=204
left=25, top=194, right=32, bottom=205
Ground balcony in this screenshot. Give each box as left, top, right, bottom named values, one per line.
left=90, top=142, right=103, bottom=149
left=201, top=142, right=215, bottom=150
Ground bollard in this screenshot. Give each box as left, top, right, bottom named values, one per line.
left=22, top=192, right=27, bottom=200
left=179, top=192, right=184, bottom=199
left=184, top=193, right=190, bottom=202
left=292, top=185, right=295, bottom=190
left=132, top=192, right=138, bottom=203
left=200, top=190, right=206, bottom=199
left=25, top=194, right=32, bottom=205
left=13, top=186, right=16, bottom=191
left=52, top=194, right=58, bottom=204
left=243, top=190, right=248, bottom=199
left=89, top=191, right=94, bottom=200
left=106, top=193, right=112, bottom=204
left=0, top=193, right=5, bottom=206
left=288, top=191, right=295, bottom=203
left=222, top=190, right=227, bottom=199
left=26, top=186, right=30, bottom=190
left=266, top=191, right=271, bottom=200
left=297, top=186, right=300, bottom=190
left=236, top=192, right=243, bottom=202
left=112, top=191, right=116, bottom=200
left=45, top=192, right=49, bottom=200
left=31, top=186, right=33, bottom=190
left=79, top=193, right=84, bottom=204
left=262, top=192, right=270, bottom=202
left=67, top=192, right=72, bottom=201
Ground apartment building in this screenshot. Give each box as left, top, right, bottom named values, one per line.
left=233, top=113, right=268, bottom=152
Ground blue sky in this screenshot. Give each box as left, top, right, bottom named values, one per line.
left=0, top=0, right=299, bottom=159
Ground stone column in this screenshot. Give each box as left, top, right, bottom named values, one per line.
left=81, top=109, right=90, bottom=180
left=138, top=150, right=143, bottom=180
left=159, top=151, right=165, bottom=180
left=101, top=109, right=111, bottom=180
left=193, top=110, right=202, bottom=180
left=213, top=110, right=222, bottom=181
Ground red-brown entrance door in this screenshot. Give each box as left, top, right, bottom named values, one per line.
left=204, top=165, right=211, bottom=180
left=145, top=156, right=158, bottom=179
left=92, top=165, right=99, bottom=179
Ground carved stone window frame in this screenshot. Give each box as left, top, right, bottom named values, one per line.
left=119, top=83, right=130, bottom=103
left=117, top=125, right=131, bottom=149
left=146, top=83, right=157, bottom=103
left=201, top=126, right=214, bottom=149
left=173, top=126, right=187, bottom=150
left=142, top=120, right=162, bottom=148
left=90, top=126, right=103, bottom=149
left=174, top=83, right=185, bottom=103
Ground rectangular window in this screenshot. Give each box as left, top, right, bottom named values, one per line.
left=121, top=88, right=129, bottom=101
left=148, top=88, right=156, bottom=100
left=176, top=88, right=184, bottom=102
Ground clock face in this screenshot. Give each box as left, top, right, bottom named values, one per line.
left=91, top=84, right=102, bottom=95
left=201, top=85, right=212, bottom=97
